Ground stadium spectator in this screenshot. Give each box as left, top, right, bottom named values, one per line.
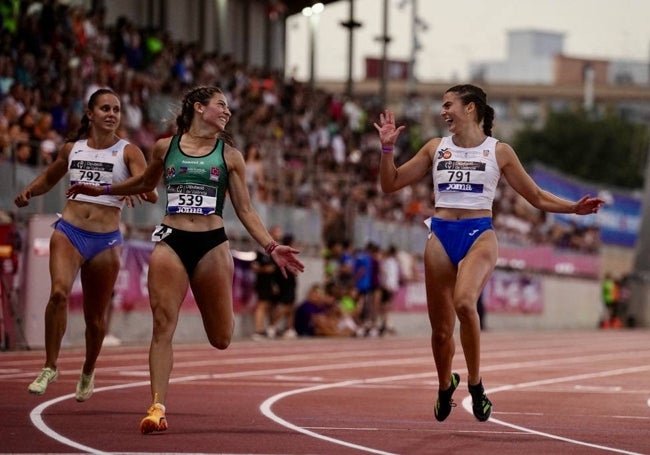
left=251, top=225, right=282, bottom=340
left=294, top=283, right=354, bottom=337
left=268, top=232, right=299, bottom=339
left=378, top=245, right=401, bottom=336
left=243, top=142, right=266, bottom=202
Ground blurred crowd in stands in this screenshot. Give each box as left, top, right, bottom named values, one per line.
left=0, top=0, right=599, bottom=254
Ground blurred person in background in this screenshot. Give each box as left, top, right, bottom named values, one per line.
left=352, top=242, right=375, bottom=336
left=251, top=225, right=282, bottom=340
left=67, top=85, right=304, bottom=434
left=244, top=142, right=266, bottom=202
left=294, top=283, right=354, bottom=338
left=293, top=283, right=323, bottom=337
left=601, top=273, right=623, bottom=328
left=15, top=88, right=158, bottom=401
left=375, top=84, right=604, bottom=423
left=378, top=245, right=400, bottom=336
left=268, top=232, right=298, bottom=339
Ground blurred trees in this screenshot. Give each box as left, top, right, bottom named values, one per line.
left=512, top=110, right=649, bottom=189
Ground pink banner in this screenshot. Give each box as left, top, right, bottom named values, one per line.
left=391, top=264, right=544, bottom=314
left=483, top=270, right=543, bottom=314
left=497, top=244, right=599, bottom=277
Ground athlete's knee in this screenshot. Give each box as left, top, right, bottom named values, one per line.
left=431, top=326, right=454, bottom=345
left=84, top=315, right=105, bottom=333
left=208, top=332, right=232, bottom=350
left=455, top=298, right=478, bottom=323
left=207, top=321, right=234, bottom=350
left=48, top=286, right=70, bottom=308
left=151, top=307, right=179, bottom=338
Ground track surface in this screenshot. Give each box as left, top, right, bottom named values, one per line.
left=1, top=330, right=649, bottom=454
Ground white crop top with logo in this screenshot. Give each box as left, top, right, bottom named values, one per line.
left=67, top=138, right=132, bottom=209
left=432, top=136, right=501, bottom=210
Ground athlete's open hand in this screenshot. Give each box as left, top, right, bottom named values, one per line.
left=374, top=109, right=406, bottom=148
left=573, top=195, right=606, bottom=215
left=270, top=245, right=305, bottom=278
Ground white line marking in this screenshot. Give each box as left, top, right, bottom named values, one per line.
left=26, top=345, right=650, bottom=454
left=574, top=384, right=622, bottom=392
left=31, top=393, right=113, bottom=455
left=260, top=380, right=397, bottom=455
left=461, top=365, right=650, bottom=455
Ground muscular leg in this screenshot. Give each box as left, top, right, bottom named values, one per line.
left=146, top=243, right=189, bottom=405
left=191, top=243, right=234, bottom=349
left=423, top=236, right=457, bottom=390
left=455, top=231, right=497, bottom=385
left=79, top=245, right=121, bottom=375
left=43, top=231, right=84, bottom=370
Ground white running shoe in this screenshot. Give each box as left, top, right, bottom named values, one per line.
left=28, top=367, right=58, bottom=395
left=282, top=328, right=297, bottom=339
left=102, top=334, right=122, bottom=347
left=75, top=371, right=95, bottom=402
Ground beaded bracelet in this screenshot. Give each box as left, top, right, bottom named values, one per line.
left=381, top=145, right=394, bottom=154
left=105, top=184, right=111, bottom=195
left=264, top=240, right=279, bottom=255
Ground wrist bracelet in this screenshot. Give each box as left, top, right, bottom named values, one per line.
left=105, top=184, right=111, bottom=195
left=381, top=145, right=394, bottom=153
left=264, top=240, right=279, bottom=255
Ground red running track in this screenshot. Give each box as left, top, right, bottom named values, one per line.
left=1, top=330, right=649, bottom=454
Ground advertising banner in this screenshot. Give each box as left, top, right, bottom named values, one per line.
left=531, top=165, right=641, bottom=247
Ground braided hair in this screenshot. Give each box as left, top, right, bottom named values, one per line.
left=445, top=84, right=495, bottom=136
left=67, top=88, right=119, bottom=142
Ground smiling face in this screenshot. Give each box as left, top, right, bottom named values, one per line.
left=440, top=91, right=472, bottom=134
left=198, top=93, right=231, bottom=131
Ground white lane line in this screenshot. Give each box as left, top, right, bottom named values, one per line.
left=461, top=365, right=650, bottom=455
left=31, top=393, right=113, bottom=455
left=29, top=380, right=151, bottom=454
left=260, top=379, right=398, bottom=455
left=27, top=359, right=425, bottom=454
left=261, top=364, right=650, bottom=455
left=28, top=349, right=650, bottom=454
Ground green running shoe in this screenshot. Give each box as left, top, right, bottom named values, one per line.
left=469, top=379, right=492, bottom=422
left=434, top=372, right=460, bottom=422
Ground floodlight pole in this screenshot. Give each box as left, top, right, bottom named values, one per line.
left=379, top=0, right=390, bottom=106
left=340, top=0, right=362, bottom=98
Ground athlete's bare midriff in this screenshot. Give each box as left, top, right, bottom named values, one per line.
left=62, top=200, right=122, bottom=232
left=434, top=207, right=492, bottom=220
left=161, top=213, right=225, bottom=232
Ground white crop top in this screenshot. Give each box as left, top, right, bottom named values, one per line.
left=67, top=138, right=132, bottom=209
left=432, top=136, right=501, bottom=210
